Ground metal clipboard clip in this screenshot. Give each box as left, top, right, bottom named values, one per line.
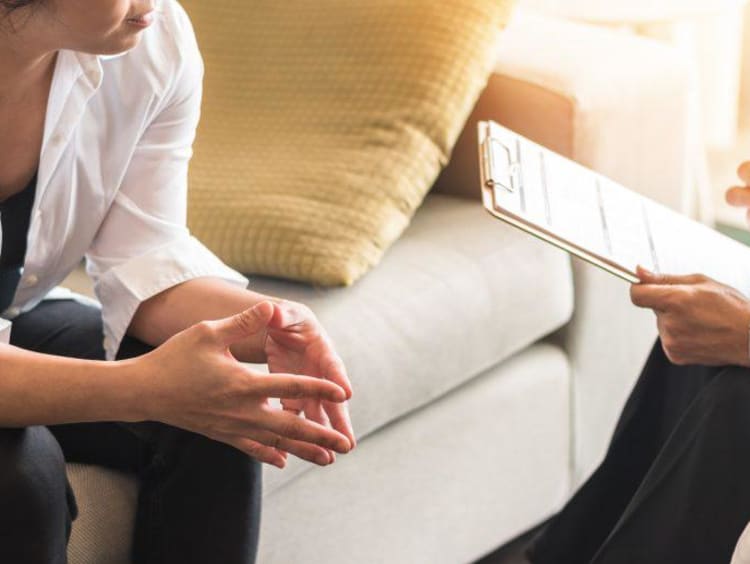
left=481, top=134, right=521, bottom=193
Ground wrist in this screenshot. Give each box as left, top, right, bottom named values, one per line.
left=110, top=356, right=155, bottom=423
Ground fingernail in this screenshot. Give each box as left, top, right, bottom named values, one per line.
left=637, top=266, right=655, bottom=278
left=315, top=452, right=330, bottom=465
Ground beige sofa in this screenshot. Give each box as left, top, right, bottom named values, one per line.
left=65, top=13, right=699, bottom=564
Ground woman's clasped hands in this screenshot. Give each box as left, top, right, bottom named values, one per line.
left=128, top=300, right=355, bottom=469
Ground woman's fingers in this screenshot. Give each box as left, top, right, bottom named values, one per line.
left=323, top=400, right=356, bottom=448
left=268, top=300, right=309, bottom=329
left=225, top=437, right=287, bottom=468
left=321, top=352, right=354, bottom=400
left=207, top=301, right=276, bottom=347
left=255, top=407, right=351, bottom=453
left=250, top=373, right=347, bottom=402
left=303, top=401, right=336, bottom=463
left=224, top=431, right=330, bottom=469
left=294, top=353, right=355, bottom=447
left=305, top=400, right=328, bottom=424
left=251, top=429, right=332, bottom=466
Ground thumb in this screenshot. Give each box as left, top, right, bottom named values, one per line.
left=211, top=301, right=275, bottom=346
left=635, top=266, right=704, bottom=286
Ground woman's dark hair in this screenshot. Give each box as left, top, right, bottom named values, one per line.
left=1, top=0, right=44, bottom=28
left=1, top=1, right=36, bottom=10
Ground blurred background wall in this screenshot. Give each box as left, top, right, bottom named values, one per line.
left=520, top=0, right=750, bottom=237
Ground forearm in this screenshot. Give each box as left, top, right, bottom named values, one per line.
left=0, top=344, right=147, bottom=427
left=129, top=277, right=274, bottom=363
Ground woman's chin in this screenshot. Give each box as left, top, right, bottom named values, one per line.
left=109, top=35, right=144, bottom=54
left=81, top=31, right=144, bottom=57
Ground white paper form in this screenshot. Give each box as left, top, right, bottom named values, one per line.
left=480, top=121, right=750, bottom=295
left=646, top=201, right=750, bottom=294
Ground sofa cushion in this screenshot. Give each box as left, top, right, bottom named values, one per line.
left=253, top=194, right=573, bottom=492
left=67, top=464, right=136, bottom=564
left=183, top=0, right=514, bottom=286
left=260, top=344, right=571, bottom=563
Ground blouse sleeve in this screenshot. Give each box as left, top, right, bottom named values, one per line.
left=85, top=15, right=248, bottom=360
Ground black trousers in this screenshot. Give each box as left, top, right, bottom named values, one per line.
left=529, top=341, right=750, bottom=564
left=0, top=300, right=261, bottom=564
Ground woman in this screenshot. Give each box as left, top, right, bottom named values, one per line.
left=0, top=1, right=356, bottom=563
left=528, top=166, right=750, bottom=562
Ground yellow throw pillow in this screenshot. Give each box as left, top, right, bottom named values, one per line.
left=184, top=0, right=515, bottom=286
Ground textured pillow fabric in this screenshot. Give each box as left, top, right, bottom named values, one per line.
left=184, top=0, right=515, bottom=286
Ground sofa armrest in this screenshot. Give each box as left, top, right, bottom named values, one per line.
left=435, top=12, right=693, bottom=487
left=431, top=69, right=575, bottom=198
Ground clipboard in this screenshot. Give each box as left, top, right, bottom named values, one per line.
left=479, top=120, right=641, bottom=284
left=477, top=121, right=750, bottom=296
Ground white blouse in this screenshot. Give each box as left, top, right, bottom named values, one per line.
left=3, top=0, right=248, bottom=359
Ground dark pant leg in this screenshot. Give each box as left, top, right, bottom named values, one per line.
left=528, top=341, right=724, bottom=564
left=590, top=366, right=750, bottom=564
left=0, top=300, right=97, bottom=564
left=112, top=337, right=262, bottom=564
left=11, top=299, right=262, bottom=564
left=58, top=419, right=262, bottom=564
left=125, top=421, right=263, bottom=564
left=0, top=426, right=76, bottom=564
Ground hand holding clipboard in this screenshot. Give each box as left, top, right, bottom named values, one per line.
left=478, top=121, right=750, bottom=294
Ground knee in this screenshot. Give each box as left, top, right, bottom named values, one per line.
left=156, top=426, right=261, bottom=486
left=0, top=427, right=72, bottom=524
